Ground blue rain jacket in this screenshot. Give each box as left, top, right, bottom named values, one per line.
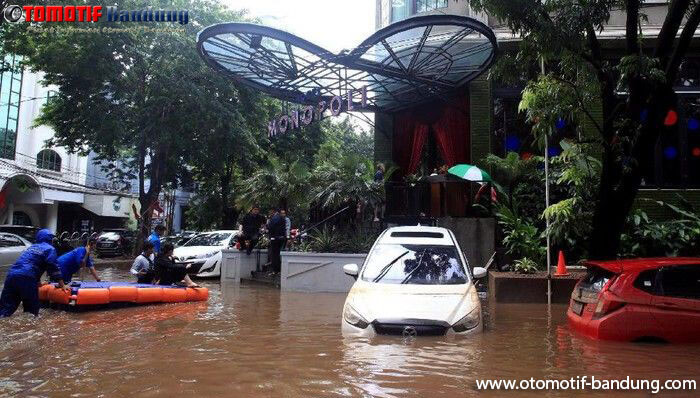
left=7, top=229, right=61, bottom=281
left=57, top=247, right=94, bottom=282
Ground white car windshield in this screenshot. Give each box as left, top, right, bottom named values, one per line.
left=361, top=244, right=468, bottom=285
left=184, top=233, right=231, bottom=247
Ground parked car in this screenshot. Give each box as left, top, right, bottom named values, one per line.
left=173, top=231, right=238, bottom=278
left=567, top=258, right=700, bottom=343
left=0, top=225, right=40, bottom=243
left=341, top=226, right=487, bottom=337
left=0, top=232, right=31, bottom=266
left=162, top=231, right=200, bottom=248
left=95, top=229, right=135, bottom=258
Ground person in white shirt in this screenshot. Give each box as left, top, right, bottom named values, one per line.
left=131, top=241, right=156, bottom=284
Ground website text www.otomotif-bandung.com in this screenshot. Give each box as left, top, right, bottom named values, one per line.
left=475, top=376, right=697, bottom=394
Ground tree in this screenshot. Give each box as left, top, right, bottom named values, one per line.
left=470, top=0, right=700, bottom=258
left=187, top=80, right=277, bottom=230
left=1, top=0, right=243, bottom=247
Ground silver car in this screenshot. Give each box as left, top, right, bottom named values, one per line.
left=0, top=232, right=31, bottom=267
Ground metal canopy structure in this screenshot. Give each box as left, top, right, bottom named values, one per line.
left=197, top=15, right=497, bottom=112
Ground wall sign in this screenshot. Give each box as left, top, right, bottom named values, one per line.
left=268, top=86, right=368, bottom=138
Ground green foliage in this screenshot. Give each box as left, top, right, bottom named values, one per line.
left=620, top=198, right=700, bottom=257
left=339, top=230, right=378, bottom=253
left=240, top=156, right=312, bottom=219
left=293, top=226, right=378, bottom=254
left=513, top=258, right=539, bottom=274
left=494, top=203, right=545, bottom=264
left=487, top=141, right=599, bottom=263
left=306, top=226, right=342, bottom=253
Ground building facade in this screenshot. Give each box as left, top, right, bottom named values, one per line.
left=0, top=54, right=137, bottom=234
left=85, top=153, right=193, bottom=233
left=374, top=0, right=700, bottom=218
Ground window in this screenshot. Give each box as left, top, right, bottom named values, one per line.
left=416, top=0, right=448, bottom=13
left=390, top=0, right=410, bottom=22
left=492, top=92, right=578, bottom=159
left=36, top=149, right=62, bottom=172
left=633, top=269, right=659, bottom=294
left=361, top=244, right=468, bottom=284
left=579, top=267, right=615, bottom=293
left=0, top=53, right=22, bottom=160
left=11, top=212, right=33, bottom=227
left=640, top=94, right=700, bottom=188
left=0, top=234, right=24, bottom=247
left=659, top=266, right=700, bottom=300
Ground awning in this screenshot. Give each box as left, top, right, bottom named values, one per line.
left=197, top=15, right=497, bottom=112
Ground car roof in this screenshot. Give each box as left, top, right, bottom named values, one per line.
left=585, top=257, right=700, bottom=273
left=376, top=226, right=456, bottom=246
left=198, top=230, right=237, bottom=234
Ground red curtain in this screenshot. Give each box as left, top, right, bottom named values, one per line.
left=393, top=112, right=428, bottom=175
left=392, top=92, right=470, bottom=173
left=432, top=94, right=470, bottom=167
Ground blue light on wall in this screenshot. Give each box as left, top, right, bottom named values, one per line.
left=548, top=147, right=561, bottom=157
left=688, top=118, right=700, bottom=131
left=505, top=135, right=521, bottom=152
left=664, top=146, right=678, bottom=160
left=555, top=118, right=566, bottom=130
left=640, top=109, right=649, bottom=122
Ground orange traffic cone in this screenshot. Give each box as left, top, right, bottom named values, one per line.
left=554, top=250, right=570, bottom=276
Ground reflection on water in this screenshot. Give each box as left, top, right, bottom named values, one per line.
left=0, top=266, right=698, bottom=397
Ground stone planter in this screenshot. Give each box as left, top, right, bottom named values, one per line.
left=220, top=249, right=267, bottom=284
left=281, top=251, right=367, bottom=293
left=221, top=249, right=367, bottom=293
left=488, top=271, right=585, bottom=304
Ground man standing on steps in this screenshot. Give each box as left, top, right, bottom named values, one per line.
left=266, top=209, right=287, bottom=275
left=238, top=205, right=266, bottom=255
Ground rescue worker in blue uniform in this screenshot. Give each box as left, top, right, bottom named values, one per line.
left=148, top=225, right=166, bottom=255
left=54, top=238, right=101, bottom=283
left=0, top=229, right=69, bottom=317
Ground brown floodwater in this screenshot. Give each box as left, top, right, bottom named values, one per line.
left=1, top=265, right=699, bottom=398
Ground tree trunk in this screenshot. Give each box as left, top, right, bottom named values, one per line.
left=134, top=147, right=167, bottom=254
left=589, top=81, right=676, bottom=259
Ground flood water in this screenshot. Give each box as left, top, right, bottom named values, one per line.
left=1, top=265, right=699, bottom=398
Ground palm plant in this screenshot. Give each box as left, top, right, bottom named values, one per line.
left=240, top=156, right=311, bottom=213
left=313, top=154, right=383, bottom=209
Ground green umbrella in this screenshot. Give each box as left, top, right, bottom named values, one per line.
left=448, top=164, right=491, bottom=182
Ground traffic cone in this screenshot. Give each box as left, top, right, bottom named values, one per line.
left=554, top=250, right=570, bottom=276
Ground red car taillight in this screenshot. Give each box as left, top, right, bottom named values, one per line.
left=593, top=291, right=626, bottom=318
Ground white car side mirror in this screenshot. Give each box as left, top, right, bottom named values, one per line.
left=473, top=267, right=487, bottom=279
left=343, top=263, right=359, bottom=277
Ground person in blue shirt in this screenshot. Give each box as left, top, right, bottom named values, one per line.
left=148, top=225, right=166, bottom=255
left=55, top=238, right=101, bottom=283
left=0, top=229, right=69, bottom=317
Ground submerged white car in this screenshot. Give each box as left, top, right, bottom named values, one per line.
left=341, top=226, right=487, bottom=337
left=173, top=230, right=237, bottom=278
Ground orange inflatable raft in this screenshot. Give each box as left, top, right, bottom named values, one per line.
left=39, top=281, right=208, bottom=309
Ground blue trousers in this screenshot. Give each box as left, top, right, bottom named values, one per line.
left=0, top=274, right=40, bottom=317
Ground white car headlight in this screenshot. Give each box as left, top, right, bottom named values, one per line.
left=452, top=308, right=480, bottom=332
left=343, top=304, right=369, bottom=329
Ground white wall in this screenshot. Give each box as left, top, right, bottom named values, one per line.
left=14, top=70, right=87, bottom=187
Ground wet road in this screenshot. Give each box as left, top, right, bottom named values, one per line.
left=1, top=265, right=698, bottom=397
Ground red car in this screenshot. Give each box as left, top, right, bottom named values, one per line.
left=567, top=258, right=700, bottom=343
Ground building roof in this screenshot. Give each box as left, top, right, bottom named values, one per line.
left=197, top=15, right=497, bottom=112
left=585, top=257, right=700, bottom=273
